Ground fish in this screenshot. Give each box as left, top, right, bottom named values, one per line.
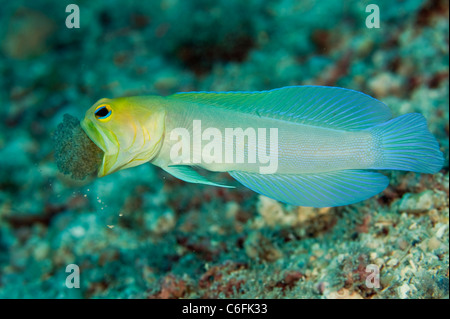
left=81, top=86, right=444, bottom=207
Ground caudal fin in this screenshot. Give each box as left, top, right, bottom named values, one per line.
left=370, top=113, right=444, bottom=173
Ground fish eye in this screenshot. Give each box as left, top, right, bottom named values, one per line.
left=94, top=104, right=112, bottom=121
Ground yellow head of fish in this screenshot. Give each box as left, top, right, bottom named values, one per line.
left=81, top=96, right=166, bottom=177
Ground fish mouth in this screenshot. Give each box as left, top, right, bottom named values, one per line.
left=80, top=118, right=119, bottom=177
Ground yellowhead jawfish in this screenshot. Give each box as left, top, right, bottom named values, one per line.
left=80, top=86, right=444, bottom=207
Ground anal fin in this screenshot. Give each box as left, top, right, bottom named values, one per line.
left=229, top=170, right=389, bottom=207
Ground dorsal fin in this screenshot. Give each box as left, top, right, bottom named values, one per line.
left=169, top=86, right=393, bottom=130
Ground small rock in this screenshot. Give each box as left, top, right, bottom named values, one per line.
left=397, top=190, right=445, bottom=214
left=427, top=237, right=441, bottom=250
left=327, top=288, right=363, bottom=299
left=398, top=283, right=411, bottom=299
left=368, top=72, right=404, bottom=98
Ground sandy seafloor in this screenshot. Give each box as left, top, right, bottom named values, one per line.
left=0, top=0, right=448, bottom=298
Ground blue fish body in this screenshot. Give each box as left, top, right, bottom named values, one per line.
left=83, top=86, right=444, bottom=207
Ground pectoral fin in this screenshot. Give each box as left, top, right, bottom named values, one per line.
left=162, top=165, right=234, bottom=188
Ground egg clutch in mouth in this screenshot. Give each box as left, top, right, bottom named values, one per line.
left=53, top=114, right=104, bottom=180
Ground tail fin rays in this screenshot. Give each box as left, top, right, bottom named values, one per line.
left=370, top=113, right=444, bottom=173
